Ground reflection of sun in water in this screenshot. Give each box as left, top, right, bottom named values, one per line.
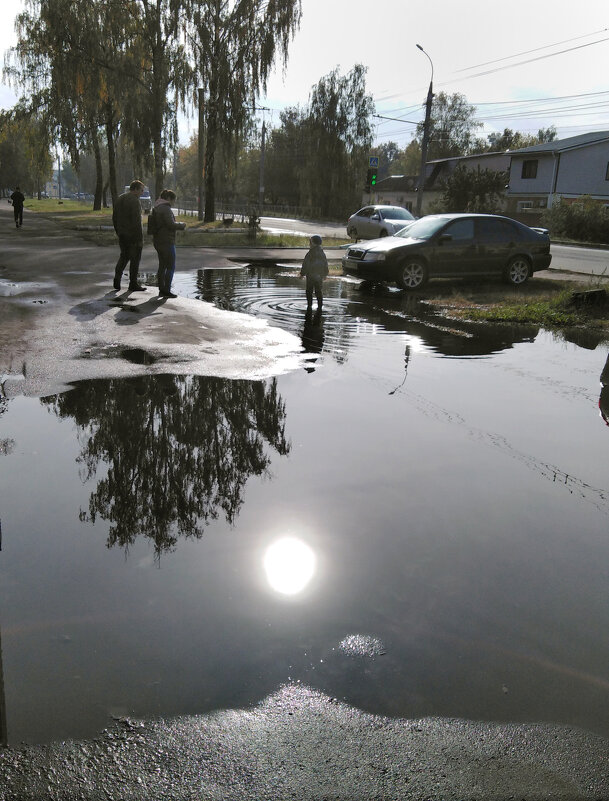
left=263, top=537, right=316, bottom=595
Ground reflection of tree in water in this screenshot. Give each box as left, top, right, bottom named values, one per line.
left=44, top=375, right=290, bottom=556
left=0, top=393, right=14, bottom=456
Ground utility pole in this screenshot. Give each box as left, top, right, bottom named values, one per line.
left=416, top=44, right=434, bottom=217
left=258, top=119, right=266, bottom=213
left=197, top=88, right=205, bottom=222
left=57, top=152, right=62, bottom=200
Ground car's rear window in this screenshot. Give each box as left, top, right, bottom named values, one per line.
left=477, top=218, right=520, bottom=241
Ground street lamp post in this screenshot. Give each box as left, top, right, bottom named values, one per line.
left=416, top=44, right=433, bottom=217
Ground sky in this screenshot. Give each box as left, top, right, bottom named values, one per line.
left=2, top=0, right=609, bottom=151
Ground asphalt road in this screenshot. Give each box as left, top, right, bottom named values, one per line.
left=549, top=242, right=609, bottom=277
left=260, top=215, right=348, bottom=240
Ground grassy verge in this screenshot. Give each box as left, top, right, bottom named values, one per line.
left=423, top=279, right=609, bottom=336
left=25, top=202, right=350, bottom=248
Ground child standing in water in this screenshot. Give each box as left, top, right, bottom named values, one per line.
left=300, top=234, right=328, bottom=309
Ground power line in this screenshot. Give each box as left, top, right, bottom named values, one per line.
left=473, top=89, right=609, bottom=107
left=372, top=32, right=609, bottom=112
left=376, top=89, right=609, bottom=128
left=442, top=35, right=609, bottom=84
left=373, top=113, right=418, bottom=125
left=455, top=27, right=608, bottom=73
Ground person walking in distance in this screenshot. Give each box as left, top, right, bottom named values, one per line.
left=300, top=234, right=328, bottom=309
left=112, top=180, right=147, bottom=291
left=149, top=189, right=186, bottom=298
left=10, top=186, right=25, bottom=228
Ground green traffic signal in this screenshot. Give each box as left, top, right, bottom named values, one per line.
left=370, top=171, right=377, bottom=186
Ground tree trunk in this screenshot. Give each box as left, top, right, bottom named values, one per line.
left=105, top=105, right=118, bottom=204
left=151, top=3, right=165, bottom=199
left=204, top=102, right=217, bottom=223
left=153, top=125, right=164, bottom=200
left=92, top=132, right=104, bottom=211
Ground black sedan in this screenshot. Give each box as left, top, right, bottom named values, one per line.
left=342, top=213, right=552, bottom=290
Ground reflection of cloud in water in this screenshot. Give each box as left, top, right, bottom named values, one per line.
left=263, top=537, right=316, bottom=595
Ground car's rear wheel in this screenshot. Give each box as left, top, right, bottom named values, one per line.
left=504, top=256, right=531, bottom=285
left=396, top=259, right=427, bottom=290
left=348, top=226, right=358, bottom=239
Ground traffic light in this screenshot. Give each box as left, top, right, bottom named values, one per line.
left=365, top=168, right=378, bottom=192
left=365, top=168, right=378, bottom=193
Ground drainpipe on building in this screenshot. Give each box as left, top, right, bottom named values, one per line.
left=548, top=152, right=560, bottom=209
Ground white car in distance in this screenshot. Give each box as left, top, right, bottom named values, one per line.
left=347, top=205, right=415, bottom=240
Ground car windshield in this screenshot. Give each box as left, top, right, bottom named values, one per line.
left=395, top=216, right=450, bottom=240
left=380, top=208, right=413, bottom=220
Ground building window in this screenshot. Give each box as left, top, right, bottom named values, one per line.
left=521, top=160, right=538, bottom=179
left=605, top=161, right=609, bottom=180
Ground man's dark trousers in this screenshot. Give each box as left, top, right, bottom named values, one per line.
left=115, top=236, right=143, bottom=288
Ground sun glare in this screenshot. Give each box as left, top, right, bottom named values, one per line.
left=263, top=537, right=316, bottom=596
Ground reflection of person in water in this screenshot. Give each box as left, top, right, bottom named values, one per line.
left=599, top=354, right=609, bottom=425
left=300, top=234, right=328, bottom=309
left=301, top=307, right=325, bottom=372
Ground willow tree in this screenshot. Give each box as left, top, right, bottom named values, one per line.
left=416, top=92, right=482, bottom=161
left=125, top=0, right=192, bottom=198
left=7, top=0, right=130, bottom=207
left=300, top=64, right=374, bottom=219
left=7, top=0, right=192, bottom=203
left=0, top=106, right=52, bottom=195
left=189, top=0, right=302, bottom=221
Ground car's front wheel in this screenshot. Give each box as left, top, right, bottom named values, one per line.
left=504, top=256, right=531, bottom=285
left=396, top=259, right=427, bottom=290
left=380, top=229, right=388, bottom=237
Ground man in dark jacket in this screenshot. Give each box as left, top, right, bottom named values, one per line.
left=112, top=180, right=146, bottom=291
left=10, top=186, right=25, bottom=228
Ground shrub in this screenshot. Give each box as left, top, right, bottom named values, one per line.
left=541, top=196, right=609, bottom=243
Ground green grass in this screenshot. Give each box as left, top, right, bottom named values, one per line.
left=24, top=198, right=109, bottom=216
left=443, top=286, right=609, bottom=331
left=25, top=203, right=350, bottom=248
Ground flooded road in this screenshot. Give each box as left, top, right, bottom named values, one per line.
left=1, top=266, right=609, bottom=746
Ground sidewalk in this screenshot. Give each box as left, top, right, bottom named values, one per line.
left=0, top=205, right=304, bottom=398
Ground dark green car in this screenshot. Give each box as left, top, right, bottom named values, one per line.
left=342, top=213, right=552, bottom=290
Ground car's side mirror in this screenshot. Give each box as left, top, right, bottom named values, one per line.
left=438, top=234, right=452, bottom=244
left=371, top=213, right=380, bottom=220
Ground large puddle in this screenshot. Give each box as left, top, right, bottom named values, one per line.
left=1, top=266, right=609, bottom=745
